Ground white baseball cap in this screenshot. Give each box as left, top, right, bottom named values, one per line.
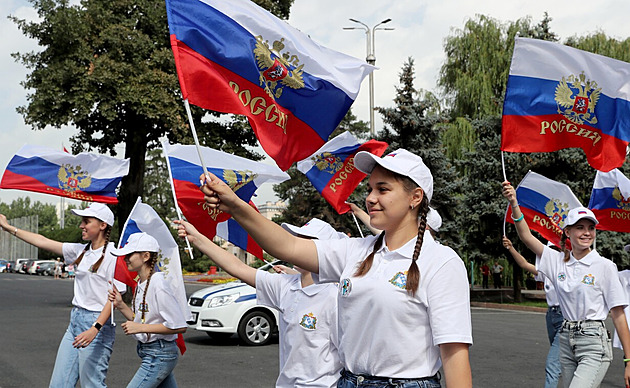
left=564, top=207, right=599, bottom=227
left=71, top=203, right=115, bottom=226
left=110, top=233, right=159, bottom=257
left=354, top=149, right=433, bottom=202
left=427, top=207, right=442, bottom=232
left=281, top=218, right=348, bottom=240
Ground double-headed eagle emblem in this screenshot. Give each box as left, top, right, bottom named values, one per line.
left=312, top=152, right=343, bottom=175
left=223, top=170, right=257, bottom=192
left=253, top=35, right=305, bottom=100
left=612, top=186, right=630, bottom=211
left=554, top=72, right=601, bottom=126
left=545, top=198, right=570, bottom=228
left=57, top=164, right=91, bottom=192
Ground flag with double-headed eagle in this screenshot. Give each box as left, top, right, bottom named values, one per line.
left=502, top=38, right=630, bottom=172
left=164, top=0, right=375, bottom=171
left=297, top=131, right=388, bottom=214
left=506, top=171, right=582, bottom=247
left=588, top=169, right=630, bottom=233
left=1, top=144, right=129, bottom=203
left=116, top=197, right=192, bottom=354
left=162, top=141, right=289, bottom=258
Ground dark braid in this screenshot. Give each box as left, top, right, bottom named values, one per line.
left=132, top=252, right=159, bottom=325
left=89, top=226, right=112, bottom=273
left=353, top=232, right=385, bottom=277
left=560, top=229, right=571, bottom=262
left=407, top=195, right=429, bottom=296
left=72, top=244, right=91, bottom=268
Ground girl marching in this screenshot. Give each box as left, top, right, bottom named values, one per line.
left=502, top=181, right=630, bottom=387
left=108, top=232, right=187, bottom=388
left=0, top=202, right=123, bottom=387
left=197, top=149, right=472, bottom=387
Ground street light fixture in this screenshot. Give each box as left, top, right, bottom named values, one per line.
left=343, top=18, right=394, bottom=136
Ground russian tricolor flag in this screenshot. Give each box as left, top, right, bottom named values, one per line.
left=507, top=171, right=582, bottom=247
left=588, top=169, right=630, bottom=233
left=1, top=144, right=129, bottom=204
left=162, top=141, right=288, bottom=258
left=165, top=0, right=374, bottom=171
left=502, top=38, right=630, bottom=172
left=297, top=131, right=388, bottom=214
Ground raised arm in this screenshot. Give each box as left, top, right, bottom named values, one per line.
left=501, top=181, right=544, bottom=258
left=176, top=220, right=259, bottom=287
left=502, top=236, right=538, bottom=275
left=199, top=173, right=319, bottom=273
left=0, top=214, right=63, bottom=256
left=348, top=202, right=381, bottom=235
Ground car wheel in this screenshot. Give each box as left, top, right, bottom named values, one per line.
left=237, top=310, right=274, bottom=346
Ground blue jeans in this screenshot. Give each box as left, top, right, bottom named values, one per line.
left=127, top=339, right=179, bottom=388
left=49, top=307, right=115, bottom=388
left=337, top=369, right=440, bottom=388
left=559, top=320, right=612, bottom=388
left=544, top=306, right=563, bottom=388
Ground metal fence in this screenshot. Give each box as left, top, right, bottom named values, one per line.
left=0, top=215, right=39, bottom=261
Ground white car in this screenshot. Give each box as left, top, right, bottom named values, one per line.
left=187, top=261, right=284, bottom=346
left=28, top=260, right=56, bottom=275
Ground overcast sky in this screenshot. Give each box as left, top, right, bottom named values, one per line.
left=2, top=0, right=630, bottom=209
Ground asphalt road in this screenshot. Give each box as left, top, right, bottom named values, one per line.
left=0, top=273, right=625, bottom=387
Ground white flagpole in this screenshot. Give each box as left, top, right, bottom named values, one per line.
left=162, top=143, right=195, bottom=260
left=351, top=213, right=365, bottom=238
left=501, top=151, right=508, bottom=237
left=183, top=99, right=210, bottom=177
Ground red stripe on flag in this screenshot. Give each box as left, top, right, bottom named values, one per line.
left=501, top=114, right=628, bottom=172
left=592, top=209, right=630, bottom=233
left=170, top=38, right=326, bottom=170
left=0, top=169, right=119, bottom=204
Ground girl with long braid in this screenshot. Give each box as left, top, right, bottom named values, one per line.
left=502, top=181, right=630, bottom=387
left=108, top=232, right=187, bottom=388
left=0, top=202, right=124, bottom=387
left=198, top=149, right=472, bottom=387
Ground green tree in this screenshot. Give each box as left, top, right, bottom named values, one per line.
left=11, top=0, right=293, bottom=234
left=376, top=58, right=462, bottom=251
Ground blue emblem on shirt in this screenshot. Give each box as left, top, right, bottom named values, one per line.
left=389, top=271, right=408, bottom=289
left=299, top=312, right=317, bottom=330
left=581, top=274, right=595, bottom=286
left=557, top=273, right=566, bottom=281
left=340, top=278, right=352, bottom=297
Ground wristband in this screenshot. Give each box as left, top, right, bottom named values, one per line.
left=511, top=213, right=524, bottom=222
left=511, top=203, right=520, bottom=209
left=624, top=358, right=630, bottom=362
left=12, top=227, right=17, bottom=236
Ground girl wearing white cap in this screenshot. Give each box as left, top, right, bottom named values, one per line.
left=198, top=149, right=473, bottom=387
left=0, top=202, right=124, bottom=387
left=108, top=232, right=187, bottom=388
left=502, top=182, right=630, bottom=387
left=175, top=218, right=342, bottom=388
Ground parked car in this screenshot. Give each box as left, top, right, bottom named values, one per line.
left=36, top=261, right=56, bottom=276
left=28, top=260, right=56, bottom=275
left=16, top=259, right=36, bottom=274
left=0, top=259, right=8, bottom=273
left=187, top=261, right=285, bottom=346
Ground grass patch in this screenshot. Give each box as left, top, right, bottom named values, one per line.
left=511, top=300, right=548, bottom=308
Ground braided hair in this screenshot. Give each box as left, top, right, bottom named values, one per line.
left=353, top=173, right=429, bottom=296
left=73, top=225, right=112, bottom=272
left=132, top=252, right=159, bottom=324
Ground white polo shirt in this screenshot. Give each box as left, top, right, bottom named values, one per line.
left=63, top=242, right=125, bottom=312
left=535, top=255, right=559, bottom=307
left=613, top=270, right=630, bottom=349
left=537, top=246, right=626, bottom=321
left=256, top=271, right=341, bottom=388
left=131, top=272, right=188, bottom=343
left=315, top=233, right=472, bottom=379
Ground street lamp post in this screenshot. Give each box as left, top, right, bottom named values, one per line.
left=344, top=18, right=394, bottom=136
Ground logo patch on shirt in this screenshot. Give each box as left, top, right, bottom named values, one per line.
left=299, top=312, right=317, bottom=330
left=340, top=278, right=352, bottom=297
left=389, top=271, right=408, bottom=289
left=558, top=272, right=566, bottom=281
left=581, top=274, right=595, bottom=286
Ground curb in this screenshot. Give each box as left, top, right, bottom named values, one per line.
left=471, top=301, right=547, bottom=313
